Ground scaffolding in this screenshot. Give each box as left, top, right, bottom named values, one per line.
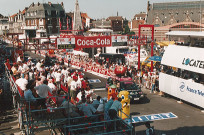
left=4, top=64, right=134, bottom=135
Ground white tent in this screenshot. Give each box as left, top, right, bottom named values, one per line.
left=89, top=28, right=113, bottom=33
left=166, top=31, right=204, bottom=38
left=72, top=50, right=89, bottom=57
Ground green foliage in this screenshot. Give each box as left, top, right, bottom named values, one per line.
left=124, top=25, right=130, bottom=34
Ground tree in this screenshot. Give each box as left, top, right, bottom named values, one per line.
left=124, top=25, right=130, bottom=34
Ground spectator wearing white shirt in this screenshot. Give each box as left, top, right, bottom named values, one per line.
left=17, top=61, right=23, bottom=74
left=62, top=67, right=68, bottom=84
left=27, top=57, right=32, bottom=67
left=48, top=79, right=57, bottom=92
left=67, top=73, right=73, bottom=88
left=36, top=60, right=41, bottom=71
left=28, top=69, right=34, bottom=81
left=16, top=74, right=29, bottom=91
left=38, top=64, right=45, bottom=73
left=55, top=69, right=62, bottom=90
left=76, top=77, right=82, bottom=89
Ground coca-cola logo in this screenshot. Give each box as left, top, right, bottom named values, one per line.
left=77, top=38, right=111, bottom=46
left=75, top=36, right=112, bottom=48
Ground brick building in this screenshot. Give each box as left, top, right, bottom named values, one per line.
left=106, top=16, right=128, bottom=32
left=132, top=1, right=204, bottom=42
left=129, top=12, right=147, bottom=29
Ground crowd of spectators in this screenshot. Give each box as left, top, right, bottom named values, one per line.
left=8, top=53, right=126, bottom=128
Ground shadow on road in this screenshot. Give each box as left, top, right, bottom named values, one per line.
left=135, top=125, right=204, bottom=135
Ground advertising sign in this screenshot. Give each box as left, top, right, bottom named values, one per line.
left=57, top=38, right=75, bottom=49
left=159, top=73, right=204, bottom=108
left=75, top=36, right=112, bottom=49
left=125, top=112, right=177, bottom=124
left=161, top=45, right=204, bottom=74
left=112, top=35, right=128, bottom=42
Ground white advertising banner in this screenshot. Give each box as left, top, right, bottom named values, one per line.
left=112, top=35, right=127, bottom=42
left=159, top=72, right=204, bottom=108
left=57, top=38, right=75, bottom=45
left=161, top=45, right=204, bottom=74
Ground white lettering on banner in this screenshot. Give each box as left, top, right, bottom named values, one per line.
left=126, top=112, right=177, bottom=124
left=76, top=36, right=111, bottom=48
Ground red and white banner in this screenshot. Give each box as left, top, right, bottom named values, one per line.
left=57, top=38, right=75, bottom=45
left=112, top=35, right=127, bottom=42
left=75, top=36, right=112, bottom=49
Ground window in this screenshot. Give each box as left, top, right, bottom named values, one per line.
left=27, top=12, right=30, bottom=16
left=51, top=10, right=56, bottom=17
left=60, top=11, right=65, bottom=17
left=30, top=12, right=34, bottom=16
left=48, top=19, right=52, bottom=24
left=45, top=10, right=48, bottom=16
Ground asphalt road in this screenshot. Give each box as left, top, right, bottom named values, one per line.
left=1, top=45, right=204, bottom=135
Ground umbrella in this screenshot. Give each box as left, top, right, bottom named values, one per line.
left=148, top=56, right=161, bottom=62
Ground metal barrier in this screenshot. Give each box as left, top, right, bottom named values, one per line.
left=4, top=64, right=134, bottom=135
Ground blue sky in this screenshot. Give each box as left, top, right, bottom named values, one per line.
left=0, top=0, right=198, bottom=20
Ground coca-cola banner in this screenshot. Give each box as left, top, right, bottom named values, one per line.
left=75, top=36, right=112, bottom=49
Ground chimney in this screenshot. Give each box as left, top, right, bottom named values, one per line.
left=117, top=11, right=118, bottom=16
left=32, top=2, right=34, bottom=7
left=48, top=2, right=52, bottom=6
left=38, top=2, right=40, bottom=6
left=61, top=2, right=64, bottom=7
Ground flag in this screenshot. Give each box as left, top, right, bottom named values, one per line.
left=59, top=18, right=62, bottom=30
left=67, top=17, right=69, bottom=30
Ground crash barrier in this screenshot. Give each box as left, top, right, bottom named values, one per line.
left=4, top=64, right=134, bottom=135
left=71, top=60, right=116, bottom=79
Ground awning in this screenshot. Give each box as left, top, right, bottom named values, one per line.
left=156, top=41, right=175, bottom=46
left=161, top=45, right=204, bottom=74
left=72, top=50, right=89, bottom=56
left=89, top=28, right=113, bottom=33
left=166, top=31, right=204, bottom=38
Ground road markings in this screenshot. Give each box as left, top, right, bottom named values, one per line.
left=91, top=88, right=106, bottom=91
left=88, top=79, right=101, bottom=83
left=125, top=112, right=178, bottom=124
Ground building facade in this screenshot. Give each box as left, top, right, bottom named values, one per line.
left=130, top=12, right=147, bottom=29
left=132, top=1, right=204, bottom=42
left=24, top=2, right=66, bottom=38
left=0, top=15, right=9, bottom=35
left=146, top=1, right=204, bottom=26
left=8, top=8, right=27, bottom=34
